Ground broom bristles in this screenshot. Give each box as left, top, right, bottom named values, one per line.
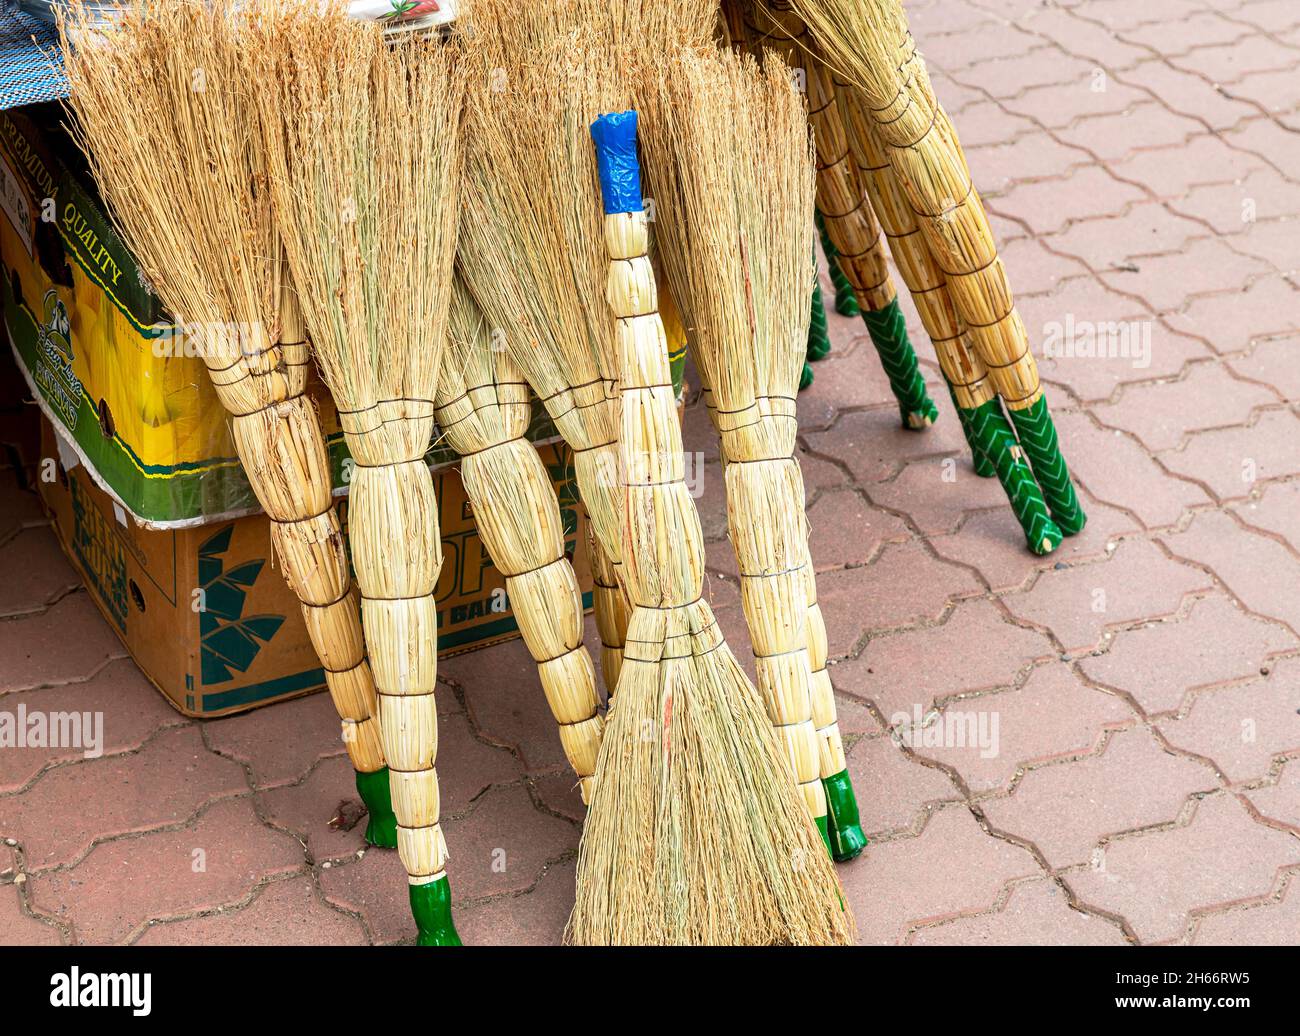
left=58, top=0, right=284, bottom=387
left=570, top=603, right=853, bottom=944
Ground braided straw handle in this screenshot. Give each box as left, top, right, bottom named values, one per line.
left=212, top=281, right=395, bottom=845
left=433, top=361, right=603, bottom=803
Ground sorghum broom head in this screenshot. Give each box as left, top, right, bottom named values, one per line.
left=249, top=4, right=461, bottom=442
left=454, top=0, right=626, bottom=565
left=567, top=107, right=851, bottom=945
left=574, top=0, right=717, bottom=337
left=57, top=0, right=291, bottom=413
left=670, top=48, right=815, bottom=412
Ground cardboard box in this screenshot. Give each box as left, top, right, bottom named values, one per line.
left=0, top=104, right=562, bottom=527
left=37, top=416, right=591, bottom=718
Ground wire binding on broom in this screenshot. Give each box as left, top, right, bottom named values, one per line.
left=56, top=0, right=399, bottom=846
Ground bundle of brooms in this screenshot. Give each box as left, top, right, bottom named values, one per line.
left=571, top=103, right=851, bottom=945
left=787, top=0, right=1088, bottom=547
left=246, top=4, right=463, bottom=944
left=436, top=281, right=604, bottom=802
left=57, top=0, right=399, bottom=847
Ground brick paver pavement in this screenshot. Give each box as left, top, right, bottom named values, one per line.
left=1, top=0, right=1297, bottom=946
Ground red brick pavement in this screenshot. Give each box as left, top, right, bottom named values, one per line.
left=1, top=0, right=1297, bottom=945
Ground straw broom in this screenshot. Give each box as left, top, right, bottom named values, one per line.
left=569, top=107, right=851, bottom=945
left=57, top=0, right=398, bottom=848
left=454, top=0, right=627, bottom=660
left=834, top=80, right=1070, bottom=552
left=788, top=0, right=1087, bottom=539
left=248, top=7, right=463, bottom=944
left=437, top=280, right=604, bottom=801
left=613, top=14, right=866, bottom=858
left=737, top=1, right=937, bottom=430
left=633, top=44, right=866, bottom=860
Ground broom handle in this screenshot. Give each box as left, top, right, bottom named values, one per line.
left=848, top=5, right=1086, bottom=535
left=343, top=406, right=457, bottom=946
left=590, top=111, right=706, bottom=606
left=434, top=384, right=605, bottom=802
left=206, top=293, right=396, bottom=849
left=837, top=82, right=1066, bottom=555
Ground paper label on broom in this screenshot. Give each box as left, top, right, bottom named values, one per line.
left=589, top=111, right=643, bottom=216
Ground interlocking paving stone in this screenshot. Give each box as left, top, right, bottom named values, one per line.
left=1065, top=792, right=1300, bottom=944
left=0, top=725, right=248, bottom=871
left=841, top=735, right=962, bottom=837
left=1163, top=273, right=1300, bottom=356
left=838, top=804, right=1040, bottom=946
left=833, top=598, right=1056, bottom=721
left=0, top=592, right=126, bottom=694
left=1225, top=336, right=1300, bottom=401
left=930, top=496, right=1139, bottom=594
left=909, top=876, right=1128, bottom=946
left=1001, top=537, right=1214, bottom=653
left=907, top=663, right=1136, bottom=794
left=1243, top=757, right=1300, bottom=833
left=0, top=525, right=78, bottom=619
left=981, top=725, right=1218, bottom=867
left=27, top=797, right=304, bottom=944
left=1077, top=594, right=1297, bottom=715
left=1161, top=407, right=1300, bottom=502
left=805, top=489, right=911, bottom=570
left=0, top=658, right=185, bottom=794
left=1156, top=657, right=1300, bottom=783
left=1164, top=509, right=1300, bottom=636
left=1191, top=878, right=1300, bottom=946
left=133, top=874, right=366, bottom=946
left=203, top=691, right=355, bottom=790
left=1091, top=361, right=1280, bottom=451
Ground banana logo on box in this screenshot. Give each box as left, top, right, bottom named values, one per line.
left=38, top=287, right=72, bottom=362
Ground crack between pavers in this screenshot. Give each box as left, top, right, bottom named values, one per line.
left=1180, top=864, right=1300, bottom=946
left=0, top=650, right=133, bottom=698
left=119, top=868, right=311, bottom=947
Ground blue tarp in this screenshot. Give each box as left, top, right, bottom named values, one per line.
left=0, top=2, right=64, bottom=112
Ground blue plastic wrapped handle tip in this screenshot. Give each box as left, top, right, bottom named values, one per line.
left=590, top=111, right=643, bottom=216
